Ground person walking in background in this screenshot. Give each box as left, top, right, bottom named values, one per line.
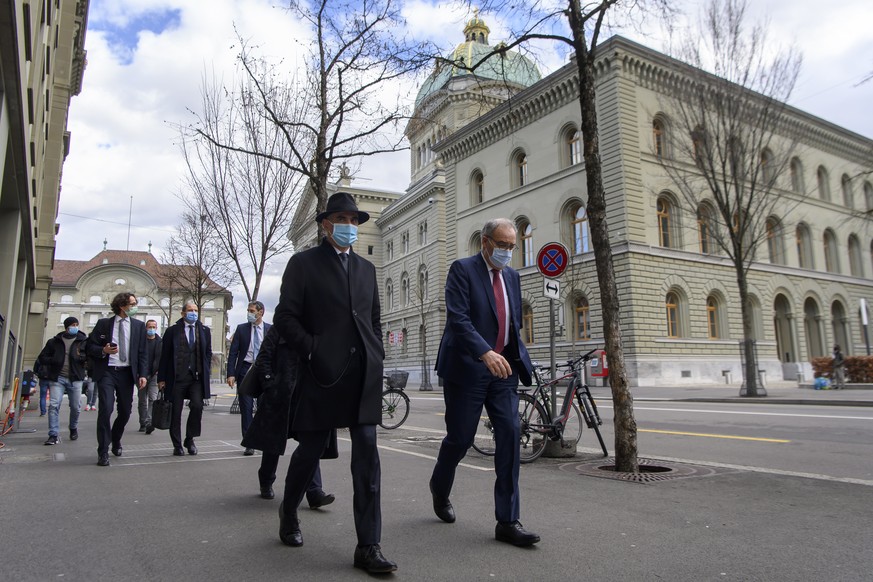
left=36, top=316, right=88, bottom=445
left=240, top=324, right=335, bottom=507
left=832, top=345, right=846, bottom=390
left=86, top=293, right=148, bottom=467
left=272, top=192, right=395, bottom=573
left=139, top=319, right=163, bottom=434
left=227, top=300, right=270, bottom=455
left=82, top=372, right=97, bottom=411
left=33, top=360, right=51, bottom=417
left=429, top=218, right=540, bottom=547
left=158, top=301, right=212, bottom=457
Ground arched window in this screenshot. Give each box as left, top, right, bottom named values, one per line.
left=385, top=279, right=394, bottom=311
left=657, top=196, right=676, bottom=248
left=796, top=224, right=813, bottom=269
left=518, top=220, right=534, bottom=267
left=691, top=125, right=707, bottom=164
left=848, top=235, right=863, bottom=277
left=706, top=296, right=721, bottom=339
left=471, top=170, right=484, bottom=205
left=760, top=149, right=774, bottom=183
left=653, top=118, right=666, bottom=158
left=522, top=303, right=534, bottom=345
left=665, top=292, right=681, bottom=338
left=401, top=272, right=410, bottom=306
left=697, top=204, right=714, bottom=254
left=865, top=182, right=873, bottom=212
left=60, top=294, right=73, bottom=303
left=766, top=217, right=785, bottom=265
left=817, top=166, right=831, bottom=201
left=512, top=150, right=528, bottom=188
left=563, top=126, right=581, bottom=166
left=571, top=204, right=589, bottom=254
left=790, top=157, right=805, bottom=193
left=823, top=229, right=840, bottom=273
left=418, top=266, right=429, bottom=301
left=841, top=174, right=854, bottom=209
left=89, top=295, right=102, bottom=304
left=469, top=230, right=482, bottom=256
left=574, top=295, right=590, bottom=341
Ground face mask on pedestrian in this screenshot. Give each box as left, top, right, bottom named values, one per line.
left=146, top=328, right=157, bottom=337
left=185, top=312, right=198, bottom=323
left=327, top=221, right=358, bottom=248
left=67, top=327, right=79, bottom=336
left=246, top=312, right=257, bottom=324
left=127, top=306, right=139, bottom=316
left=488, top=246, right=513, bottom=269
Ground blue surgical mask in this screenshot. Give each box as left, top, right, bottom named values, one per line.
left=185, top=312, right=199, bottom=323
left=246, top=313, right=257, bottom=324
left=329, top=222, right=358, bottom=248
left=147, top=329, right=157, bottom=336
left=490, top=248, right=513, bottom=269
left=67, top=327, right=79, bottom=336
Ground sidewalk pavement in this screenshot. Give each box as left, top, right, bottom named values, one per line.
left=2, top=393, right=872, bottom=581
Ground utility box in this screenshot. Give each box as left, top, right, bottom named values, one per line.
left=589, top=350, right=608, bottom=377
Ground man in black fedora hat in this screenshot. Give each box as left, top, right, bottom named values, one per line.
left=271, top=191, right=395, bottom=573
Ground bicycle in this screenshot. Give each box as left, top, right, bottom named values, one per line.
left=379, top=377, right=410, bottom=429
left=472, top=348, right=609, bottom=462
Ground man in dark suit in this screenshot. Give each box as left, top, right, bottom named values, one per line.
left=158, top=300, right=212, bottom=456
left=85, top=292, right=149, bottom=467
left=227, top=300, right=271, bottom=454
left=272, top=192, right=395, bottom=573
left=430, top=218, right=540, bottom=547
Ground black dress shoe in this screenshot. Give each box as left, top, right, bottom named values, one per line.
left=278, top=502, right=303, bottom=547
left=243, top=448, right=255, bottom=456
left=184, top=440, right=198, bottom=455
left=97, top=454, right=110, bottom=467
left=173, top=447, right=185, bottom=456
left=145, top=424, right=154, bottom=435
left=138, top=426, right=146, bottom=432
left=430, top=481, right=455, bottom=523
left=354, top=544, right=397, bottom=573
left=70, top=428, right=78, bottom=441
left=260, top=486, right=275, bottom=500
left=495, top=521, right=540, bottom=547
left=111, top=445, right=123, bottom=457
left=307, top=491, right=335, bottom=509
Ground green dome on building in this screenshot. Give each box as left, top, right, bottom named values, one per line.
left=414, top=13, right=542, bottom=108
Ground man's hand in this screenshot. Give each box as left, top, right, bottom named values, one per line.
left=227, top=376, right=236, bottom=388
left=481, top=350, right=512, bottom=379
left=103, top=343, right=118, bottom=355
left=158, top=381, right=165, bottom=391
left=138, top=377, right=147, bottom=389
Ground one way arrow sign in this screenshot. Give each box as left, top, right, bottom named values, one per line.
left=543, top=278, right=560, bottom=300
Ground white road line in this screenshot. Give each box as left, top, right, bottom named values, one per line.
left=607, top=405, right=873, bottom=421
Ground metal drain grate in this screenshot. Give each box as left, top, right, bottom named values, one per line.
left=560, top=457, right=737, bottom=483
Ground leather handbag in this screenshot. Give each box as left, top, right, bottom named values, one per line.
left=151, top=392, right=172, bottom=430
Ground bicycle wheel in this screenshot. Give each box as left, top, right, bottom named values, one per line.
left=518, top=393, right=548, bottom=463
left=471, top=416, right=497, bottom=456
left=578, top=389, right=609, bottom=457
left=379, top=388, right=410, bottom=429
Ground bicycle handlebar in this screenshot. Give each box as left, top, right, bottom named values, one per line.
left=532, top=347, right=601, bottom=379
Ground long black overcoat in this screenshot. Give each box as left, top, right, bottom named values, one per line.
left=273, top=238, right=384, bottom=430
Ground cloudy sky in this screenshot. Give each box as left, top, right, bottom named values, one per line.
left=58, top=0, right=873, bottom=329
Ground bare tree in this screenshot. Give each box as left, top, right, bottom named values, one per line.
left=179, top=69, right=306, bottom=302
left=656, top=0, right=803, bottom=397
left=462, top=0, right=673, bottom=471
left=161, top=210, right=235, bottom=314
left=411, top=259, right=437, bottom=391
left=192, top=0, right=433, bottom=239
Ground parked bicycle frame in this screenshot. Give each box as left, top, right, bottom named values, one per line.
left=472, top=348, right=608, bottom=462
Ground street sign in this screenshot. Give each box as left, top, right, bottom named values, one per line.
left=536, top=242, right=570, bottom=279
left=543, top=278, right=560, bottom=300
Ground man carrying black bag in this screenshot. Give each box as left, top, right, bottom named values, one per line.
left=241, top=326, right=335, bottom=505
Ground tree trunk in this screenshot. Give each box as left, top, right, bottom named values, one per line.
left=736, top=266, right=764, bottom=396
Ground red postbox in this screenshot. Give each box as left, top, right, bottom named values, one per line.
left=589, top=349, right=608, bottom=377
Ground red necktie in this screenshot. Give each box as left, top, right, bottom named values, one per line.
left=492, top=269, right=506, bottom=354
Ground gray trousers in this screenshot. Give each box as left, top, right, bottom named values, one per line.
left=138, top=375, right=159, bottom=427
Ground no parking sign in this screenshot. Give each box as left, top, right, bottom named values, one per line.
left=536, top=243, right=569, bottom=279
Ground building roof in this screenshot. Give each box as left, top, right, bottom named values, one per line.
left=52, top=250, right=229, bottom=293
left=414, top=14, right=541, bottom=108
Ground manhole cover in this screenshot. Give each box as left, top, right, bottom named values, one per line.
left=560, top=457, right=737, bottom=483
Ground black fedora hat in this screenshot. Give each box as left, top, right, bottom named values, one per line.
left=315, top=192, right=370, bottom=224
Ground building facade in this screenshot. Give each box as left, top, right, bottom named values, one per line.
left=0, top=0, right=89, bottom=409
left=383, top=20, right=873, bottom=387
left=45, top=249, right=233, bottom=380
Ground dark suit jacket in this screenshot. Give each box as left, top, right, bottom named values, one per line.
left=85, top=316, right=149, bottom=382
left=157, top=318, right=213, bottom=402
left=435, top=254, right=533, bottom=387
left=273, top=238, right=384, bottom=430
left=227, top=321, right=272, bottom=379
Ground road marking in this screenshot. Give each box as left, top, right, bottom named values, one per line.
left=341, top=437, right=492, bottom=472
left=612, top=405, right=873, bottom=421
left=639, top=428, right=790, bottom=443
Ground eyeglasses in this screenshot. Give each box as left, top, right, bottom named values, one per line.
left=486, top=236, right=517, bottom=252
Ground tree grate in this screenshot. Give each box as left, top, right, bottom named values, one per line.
left=560, top=457, right=735, bottom=484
